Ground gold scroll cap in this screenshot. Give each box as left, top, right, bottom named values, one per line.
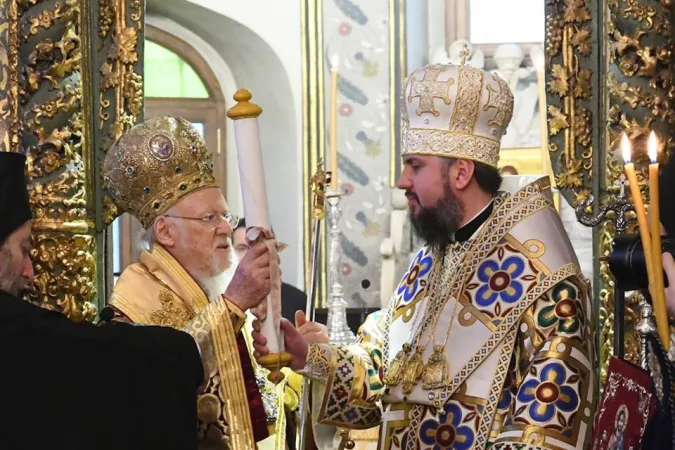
left=227, top=89, right=263, bottom=120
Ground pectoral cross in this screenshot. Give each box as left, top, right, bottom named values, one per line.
left=407, top=66, right=453, bottom=117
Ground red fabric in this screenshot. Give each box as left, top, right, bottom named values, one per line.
left=591, top=356, right=656, bottom=449
left=236, top=332, right=269, bottom=443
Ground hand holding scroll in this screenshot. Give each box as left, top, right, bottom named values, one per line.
left=251, top=312, right=327, bottom=371
left=224, top=241, right=271, bottom=313
left=252, top=319, right=309, bottom=371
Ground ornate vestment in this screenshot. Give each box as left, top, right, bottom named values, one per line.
left=110, top=243, right=289, bottom=449
left=303, top=178, right=595, bottom=449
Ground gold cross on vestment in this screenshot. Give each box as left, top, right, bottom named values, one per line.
left=407, top=66, right=453, bottom=117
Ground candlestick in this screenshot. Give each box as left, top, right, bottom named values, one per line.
left=325, top=189, right=356, bottom=345
left=621, top=134, right=656, bottom=303
left=648, top=131, right=669, bottom=350
left=575, top=175, right=635, bottom=358
left=329, top=55, right=339, bottom=191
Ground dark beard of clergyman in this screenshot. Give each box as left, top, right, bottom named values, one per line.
left=409, top=177, right=465, bottom=251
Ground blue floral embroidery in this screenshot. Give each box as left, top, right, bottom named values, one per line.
left=476, top=255, right=526, bottom=307
left=497, top=366, right=516, bottom=411
left=516, top=362, right=580, bottom=423
left=419, top=403, right=474, bottom=450
left=396, top=249, right=433, bottom=303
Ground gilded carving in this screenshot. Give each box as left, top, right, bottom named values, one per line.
left=103, top=194, right=118, bottom=225
left=21, top=0, right=78, bottom=40
left=601, top=1, right=675, bottom=379
left=545, top=0, right=594, bottom=201
left=546, top=0, right=675, bottom=381
left=1, top=0, right=95, bottom=321
left=30, top=232, right=97, bottom=322
left=97, top=0, right=144, bottom=226
left=129, top=0, right=141, bottom=29
left=547, top=105, right=568, bottom=136
left=98, top=0, right=113, bottom=38
left=123, top=71, right=142, bottom=116
left=0, top=0, right=143, bottom=321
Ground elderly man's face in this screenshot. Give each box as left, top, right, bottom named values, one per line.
left=0, top=221, right=34, bottom=296
left=157, top=187, right=234, bottom=281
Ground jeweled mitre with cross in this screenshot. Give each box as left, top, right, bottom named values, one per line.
left=402, top=61, right=514, bottom=168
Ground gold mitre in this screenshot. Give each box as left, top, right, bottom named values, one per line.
left=103, top=116, right=218, bottom=228
left=402, top=51, right=514, bottom=168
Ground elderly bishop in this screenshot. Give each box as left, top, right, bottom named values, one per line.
left=103, top=116, right=297, bottom=450
left=254, top=59, right=596, bottom=449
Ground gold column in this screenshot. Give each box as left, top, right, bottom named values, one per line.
left=600, top=1, right=674, bottom=375
left=0, top=0, right=143, bottom=321
left=546, top=0, right=675, bottom=379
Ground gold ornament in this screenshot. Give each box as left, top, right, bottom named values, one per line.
left=103, top=116, right=218, bottom=228
left=401, top=58, right=514, bottom=168
left=401, top=347, right=424, bottom=395
left=422, top=345, right=450, bottom=390
left=383, top=343, right=410, bottom=386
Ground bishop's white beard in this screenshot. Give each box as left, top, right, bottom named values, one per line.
left=195, top=246, right=240, bottom=302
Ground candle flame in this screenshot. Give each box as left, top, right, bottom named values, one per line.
left=331, top=54, right=340, bottom=70
left=621, top=133, right=632, bottom=164
left=648, top=131, right=658, bottom=163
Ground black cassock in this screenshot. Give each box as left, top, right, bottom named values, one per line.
left=0, top=290, right=203, bottom=450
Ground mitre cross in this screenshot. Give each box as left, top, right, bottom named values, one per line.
left=484, top=74, right=512, bottom=128
left=407, top=66, right=453, bottom=117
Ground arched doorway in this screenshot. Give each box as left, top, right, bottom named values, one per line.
left=112, top=25, right=227, bottom=282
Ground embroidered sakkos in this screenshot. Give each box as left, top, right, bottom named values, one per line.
left=303, top=178, right=596, bottom=450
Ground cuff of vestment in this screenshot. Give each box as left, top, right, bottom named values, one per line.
left=224, top=297, right=246, bottom=333
left=297, top=343, right=331, bottom=383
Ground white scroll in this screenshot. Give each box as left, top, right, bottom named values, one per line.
left=227, top=89, right=290, bottom=381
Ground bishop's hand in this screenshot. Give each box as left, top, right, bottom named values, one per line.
left=224, top=241, right=270, bottom=312
left=294, top=310, right=329, bottom=344
left=252, top=318, right=309, bottom=371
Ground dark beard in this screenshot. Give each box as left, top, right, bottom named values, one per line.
left=409, top=179, right=465, bottom=251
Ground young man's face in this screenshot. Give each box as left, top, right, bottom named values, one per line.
left=0, top=221, right=34, bottom=296
left=232, top=227, right=249, bottom=261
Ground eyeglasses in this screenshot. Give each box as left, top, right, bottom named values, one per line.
left=163, top=212, right=239, bottom=228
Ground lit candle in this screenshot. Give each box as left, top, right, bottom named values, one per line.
left=648, top=131, right=670, bottom=350
left=329, top=55, right=339, bottom=191
left=621, top=133, right=656, bottom=298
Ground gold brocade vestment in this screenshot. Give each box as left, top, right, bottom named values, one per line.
left=110, top=243, right=288, bottom=449
left=303, top=178, right=596, bottom=450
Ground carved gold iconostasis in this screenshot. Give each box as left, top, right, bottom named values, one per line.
left=0, top=0, right=144, bottom=322
left=545, top=0, right=675, bottom=381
